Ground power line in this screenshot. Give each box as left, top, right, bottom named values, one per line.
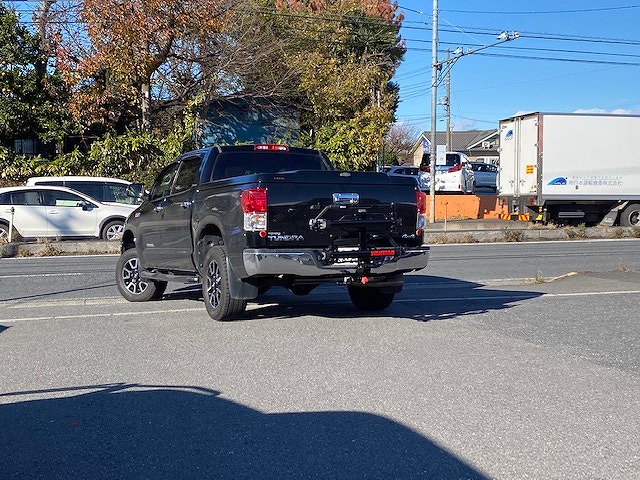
left=9, top=3, right=640, bottom=54
left=8, top=3, right=640, bottom=47
left=406, top=45, right=640, bottom=67
left=402, top=39, right=640, bottom=62
left=397, top=3, right=640, bottom=15
left=402, top=24, right=640, bottom=46
left=439, top=5, right=640, bottom=15
left=473, top=51, right=640, bottom=67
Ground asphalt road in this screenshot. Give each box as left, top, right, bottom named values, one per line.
left=1, top=240, right=639, bottom=479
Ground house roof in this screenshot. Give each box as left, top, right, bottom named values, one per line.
left=414, top=129, right=498, bottom=152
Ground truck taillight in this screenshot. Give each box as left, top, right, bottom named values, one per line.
left=241, top=188, right=267, bottom=212
left=416, top=190, right=427, bottom=234
left=241, top=188, right=267, bottom=231
left=254, top=144, right=289, bottom=152
left=416, top=190, right=427, bottom=214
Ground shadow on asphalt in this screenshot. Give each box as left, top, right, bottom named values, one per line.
left=163, top=275, right=543, bottom=323
left=0, top=282, right=116, bottom=303
left=399, top=275, right=543, bottom=322
left=0, top=383, right=489, bottom=480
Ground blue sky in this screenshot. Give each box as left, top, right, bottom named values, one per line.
left=394, top=1, right=640, bottom=133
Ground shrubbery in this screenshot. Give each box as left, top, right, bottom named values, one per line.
left=0, top=129, right=189, bottom=187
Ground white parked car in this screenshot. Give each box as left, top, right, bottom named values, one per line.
left=419, top=152, right=475, bottom=194
left=0, top=186, right=138, bottom=242
left=26, top=176, right=144, bottom=206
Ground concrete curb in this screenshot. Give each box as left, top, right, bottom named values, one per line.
left=1, top=240, right=119, bottom=258
left=424, top=223, right=640, bottom=244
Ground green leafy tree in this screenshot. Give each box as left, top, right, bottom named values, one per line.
left=0, top=3, right=73, bottom=148
left=271, top=0, right=405, bottom=170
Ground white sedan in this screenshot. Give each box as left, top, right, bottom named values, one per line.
left=0, top=185, right=138, bottom=242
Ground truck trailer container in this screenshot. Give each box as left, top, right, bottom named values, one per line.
left=498, top=112, right=640, bottom=226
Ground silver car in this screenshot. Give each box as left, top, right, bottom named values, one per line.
left=469, top=162, right=498, bottom=191
left=380, top=165, right=428, bottom=190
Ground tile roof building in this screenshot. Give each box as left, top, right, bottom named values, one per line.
left=409, top=129, right=500, bottom=166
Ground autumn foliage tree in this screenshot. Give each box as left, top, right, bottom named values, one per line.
left=52, top=0, right=230, bottom=133
left=45, top=0, right=405, bottom=173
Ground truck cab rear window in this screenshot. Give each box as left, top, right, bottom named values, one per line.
left=211, top=152, right=331, bottom=180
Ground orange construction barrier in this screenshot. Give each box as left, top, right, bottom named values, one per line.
left=424, top=194, right=500, bottom=220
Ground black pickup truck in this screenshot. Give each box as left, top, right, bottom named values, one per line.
left=116, top=144, right=430, bottom=320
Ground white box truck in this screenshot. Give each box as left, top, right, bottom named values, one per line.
left=498, top=112, right=640, bottom=226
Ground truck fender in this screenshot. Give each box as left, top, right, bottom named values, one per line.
left=599, top=201, right=629, bottom=227
left=226, top=257, right=259, bottom=300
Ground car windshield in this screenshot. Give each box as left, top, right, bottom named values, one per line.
left=421, top=153, right=466, bottom=169
left=472, top=164, right=496, bottom=172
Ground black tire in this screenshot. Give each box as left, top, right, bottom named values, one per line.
left=202, top=247, right=247, bottom=321
left=347, top=285, right=395, bottom=311
left=115, top=248, right=167, bottom=302
left=102, top=220, right=125, bottom=241
left=620, top=203, right=640, bottom=227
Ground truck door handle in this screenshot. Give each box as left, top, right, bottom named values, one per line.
left=180, top=201, right=192, bottom=208
left=154, top=205, right=164, bottom=213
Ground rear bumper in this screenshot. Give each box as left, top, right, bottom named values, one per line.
left=242, top=246, right=430, bottom=277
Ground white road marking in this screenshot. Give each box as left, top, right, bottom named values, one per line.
left=0, top=273, right=83, bottom=278
left=2, top=308, right=204, bottom=323
left=1, top=290, right=639, bottom=323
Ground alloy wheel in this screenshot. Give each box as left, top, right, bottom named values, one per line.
left=106, top=223, right=124, bottom=241
left=122, top=257, right=148, bottom=294
left=206, top=259, right=222, bottom=310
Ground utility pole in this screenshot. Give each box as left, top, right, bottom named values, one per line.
left=427, top=0, right=519, bottom=223
left=445, top=49, right=451, bottom=151
left=429, top=0, right=438, bottom=225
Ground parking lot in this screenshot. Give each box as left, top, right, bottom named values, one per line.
left=1, top=241, right=639, bottom=479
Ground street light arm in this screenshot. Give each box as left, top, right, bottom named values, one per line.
left=428, top=19, right=519, bottom=224
left=434, top=31, right=520, bottom=68
left=432, top=33, right=518, bottom=88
